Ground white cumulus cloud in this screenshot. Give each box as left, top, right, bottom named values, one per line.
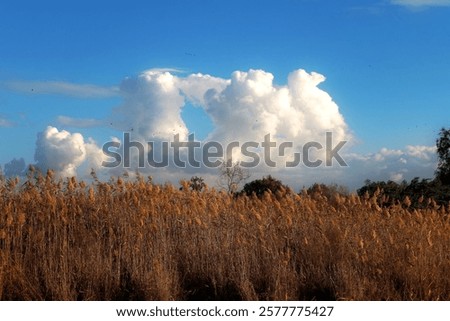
left=405, top=145, right=436, bottom=160
left=340, top=145, right=437, bottom=188
left=104, top=68, right=352, bottom=174
left=34, top=126, right=104, bottom=177
left=109, top=68, right=350, bottom=147
left=178, top=73, right=229, bottom=106
left=390, top=172, right=405, bottom=183
left=27, top=68, right=439, bottom=190
left=112, top=70, right=189, bottom=141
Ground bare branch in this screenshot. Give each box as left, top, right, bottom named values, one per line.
left=217, top=161, right=250, bottom=193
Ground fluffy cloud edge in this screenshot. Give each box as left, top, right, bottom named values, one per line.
left=34, top=126, right=105, bottom=178
left=5, top=68, right=437, bottom=191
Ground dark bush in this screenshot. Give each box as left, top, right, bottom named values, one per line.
left=357, top=177, right=450, bottom=209
left=240, top=175, right=288, bottom=198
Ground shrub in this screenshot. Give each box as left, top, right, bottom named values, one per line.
left=240, top=175, right=288, bottom=198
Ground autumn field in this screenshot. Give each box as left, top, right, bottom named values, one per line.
left=0, top=171, right=449, bottom=301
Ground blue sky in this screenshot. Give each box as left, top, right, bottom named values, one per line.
left=0, top=0, right=449, bottom=188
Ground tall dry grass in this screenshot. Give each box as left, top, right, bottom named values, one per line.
left=0, top=171, right=449, bottom=300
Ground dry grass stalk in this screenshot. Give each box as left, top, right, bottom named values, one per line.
left=0, top=174, right=448, bottom=300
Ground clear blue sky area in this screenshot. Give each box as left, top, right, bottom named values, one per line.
left=1, top=0, right=449, bottom=185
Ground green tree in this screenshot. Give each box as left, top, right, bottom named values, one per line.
left=436, top=127, right=450, bottom=185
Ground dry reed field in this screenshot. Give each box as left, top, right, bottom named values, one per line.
left=0, top=171, right=449, bottom=300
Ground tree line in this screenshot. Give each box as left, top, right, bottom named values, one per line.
left=3, top=128, right=450, bottom=209
left=209, top=127, right=450, bottom=208
left=356, top=128, right=450, bottom=208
